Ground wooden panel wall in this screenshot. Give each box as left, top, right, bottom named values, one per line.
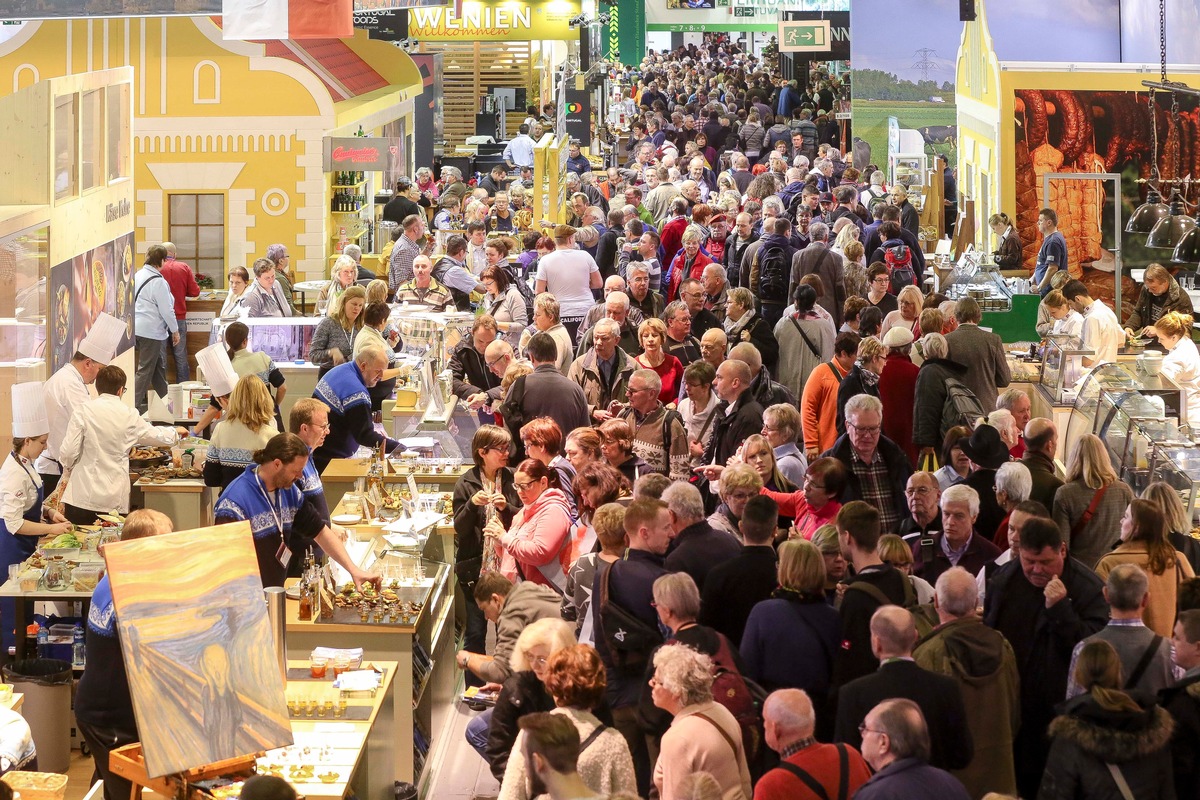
left=417, top=42, right=534, bottom=147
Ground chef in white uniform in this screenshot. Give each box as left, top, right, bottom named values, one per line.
left=36, top=313, right=126, bottom=495
left=58, top=364, right=187, bottom=525
left=1, top=382, right=72, bottom=648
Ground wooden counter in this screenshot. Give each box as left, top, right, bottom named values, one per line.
left=272, top=658, right=397, bottom=800
left=134, top=478, right=215, bottom=530
left=283, top=516, right=457, bottom=796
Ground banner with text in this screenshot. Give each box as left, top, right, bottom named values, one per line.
left=408, top=0, right=580, bottom=41
left=603, top=0, right=645, bottom=66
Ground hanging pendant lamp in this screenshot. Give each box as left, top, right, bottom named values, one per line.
left=1126, top=190, right=1170, bottom=233
left=1146, top=195, right=1195, bottom=249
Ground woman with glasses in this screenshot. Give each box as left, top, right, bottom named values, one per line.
left=740, top=539, right=840, bottom=704
left=679, top=361, right=719, bottom=468
left=835, top=336, right=885, bottom=437
left=881, top=285, right=924, bottom=339
left=481, top=261, right=528, bottom=349
left=864, top=263, right=898, bottom=317
left=597, top=419, right=650, bottom=485
left=520, top=417, right=576, bottom=520
left=707, top=462, right=763, bottom=540
left=478, top=618, right=576, bottom=774
left=453, top=425, right=521, bottom=676
left=762, top=457, right=847, bottom=542
left=810, top=525, right=848, bottom=602
left=484, top=458, right=574, bottom=593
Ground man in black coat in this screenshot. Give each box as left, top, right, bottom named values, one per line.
left=984, top=516, right=1108, bottom=799
left=497, top=332, right=590, bottom=450
left=702, top=359, right=763, bottom=466
left=662, top=482, right=741, bottom=592
left=834, top=606, right=973, bottom=772
left=1161, top=609, right=1200, bottom=800
left=450, top=317, right=502, bottom=403
left=863, top=205, right=926, bottom=274
left=821, top=394, right=912, bottom=535
left=699, top=495, right=779, bottom=646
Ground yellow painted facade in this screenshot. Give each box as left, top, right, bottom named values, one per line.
left=0, top=17, right=423, bottom=282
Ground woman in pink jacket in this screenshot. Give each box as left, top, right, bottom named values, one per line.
left=486, top=458, right=574, bottom=593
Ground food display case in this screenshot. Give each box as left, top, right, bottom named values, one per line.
left=1149, top=442, right=1200, bottom=529
left=889, top=153, right=928, bottom=210
left=943, top=253, right=1014, bottom=313
left=1038, top=334, right=1092, bottom=404
left=1064, top=363, right=1182, bottom=477
left=208, top=316, right=320, bottom=365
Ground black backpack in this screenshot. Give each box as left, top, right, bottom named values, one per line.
left=494, top=262, right=535, bottom=321
left=597, top=560, right=662, bottom=675
left=941, top=377, right=986, bottom=435
left=755, top=242, right=790, bottom=301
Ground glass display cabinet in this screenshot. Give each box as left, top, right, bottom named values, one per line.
left=1039, top=334, right=1092, bottom=404
left=943, top=253, right=1014, bottom=312
left=207, top=316, right=321, bottom=365
left=1149, top=442, right=1200, bottom=529
left=317, top=552, right=449, bottom=629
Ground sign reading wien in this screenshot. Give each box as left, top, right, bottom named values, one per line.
left=408, top=0, right=580, bottom=40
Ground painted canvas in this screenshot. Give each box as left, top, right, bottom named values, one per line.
left=103, top=522, right=293, bottom=778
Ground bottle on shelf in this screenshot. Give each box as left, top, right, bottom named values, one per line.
left=36, top=623, right=48, bottom=658
left=72, top=623, right=85, bottom=668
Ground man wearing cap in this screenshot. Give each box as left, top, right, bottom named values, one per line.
left=37, top=313, right=124, bottom=494
left=957, top=425, right=1011, bottom=543
left=133, top=244, right=181, bottom=414
left=59, top=365, right=187, bottom=525
left=2, top=382, right=73, bottom=648
left=311, top=345, right=403, bottom=473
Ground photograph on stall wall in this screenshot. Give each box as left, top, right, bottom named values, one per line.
left=849, top=0, right=1123, bottom=173
left=1013, top=88, right=1198, bottom=321
left=104, top=521, right=293, bottom=778
left=50, top=231, right=135, bottom=374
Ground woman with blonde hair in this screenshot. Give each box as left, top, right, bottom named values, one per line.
left=475, top=617, right=577, bottom=774
left=835, top=335, right=885, bottom=436
left=1095, top=499, right=1195, bottom=635
left=650, top=644, right=753, bottom=800
left=203, top=374, right=278, bottom=490
left=738, top=434, right=796, bottom=495
left=1151, top=311, right=1200, bottom=426
left=881, top=284, right=924, bottom=338
left=1052, top=433, right=1135, bottom=568
left=708, top=462, right=762, bottom=540
left=308, top=285, right=366, bottom=371
left=499, top=645, right=635, bottom=800
left=1142, top=480, right=1200, bottom=571
left=740, top=540, right=840, bottom=698
left=842, top=240, right=867, bottom=299
left=316, top=254, right=358, bottom=314
left=1041, top=639, right=1174, bottom=798
left=365, top=278, right=389, bottom=306
left=876, top=533, right=935, bottom=603
left=634, top=318, right=684, bottom=403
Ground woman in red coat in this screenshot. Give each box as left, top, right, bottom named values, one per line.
left=878, top=326, right=920, bottom=467
left=665, top=227, right=713, bottom=303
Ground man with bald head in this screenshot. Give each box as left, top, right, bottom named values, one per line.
left=1020, top=417, right=1063, bottom=509
left=854, top=700, right=971, bottom=800
left=699, top=328, right=727, bottom=372
left=703, top=358, right=763, bottom=465
left=896, top=471, right=941, bottom=544
left=834, top=606, right=973, bottom=772
left=465, top=340, right=518, bottom=414
left=575, top=290, right=640, bottom=356
left=913, top=567, right=1020, bottom=798
left=313, top=345, right=403, bottom=471
left=729, top=341, right=793, bottom=409
left=755, top=689, right=872, bottom=800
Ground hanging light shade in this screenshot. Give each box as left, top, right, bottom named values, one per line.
left=1146, top=195, right=1195, bottom=249
left=1171, top=216, right=1200, bottom=263
left=1125, top=190, right=1170, bottom=233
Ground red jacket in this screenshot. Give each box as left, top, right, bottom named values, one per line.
left=659, top=216, right=689, bottom=275
left=161, top=258, right=200, bottom=319
left=666, top=249, right=713, bottom=304
left=879, top=352, right=920, bottom=467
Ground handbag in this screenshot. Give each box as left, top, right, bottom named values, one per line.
left=918, top=451, right=940, bottom=472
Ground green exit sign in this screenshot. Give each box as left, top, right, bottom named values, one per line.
left=733, top=7, right=755, bottom=17
left=778, top=19, right=831, bottom=52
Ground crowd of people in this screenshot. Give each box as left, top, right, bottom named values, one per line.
left=16, top=32, right=1197, bottom=800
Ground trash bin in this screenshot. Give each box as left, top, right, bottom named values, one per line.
left=2, top=660, right=72, bottom=773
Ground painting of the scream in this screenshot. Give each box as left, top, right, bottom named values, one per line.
left=102, top=521, right=293, bottom=778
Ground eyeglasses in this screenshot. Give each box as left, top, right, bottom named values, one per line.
left=486, top=355, right=507, bottom=368
left=803, top=476, right=826, bottom=490
left=905, top=486, right=934, bottom=497
left=628, top=386, right=653, bottom=395
left=859, top=723, right=884, bottom=737
left=847, top=421, right=881, bottom=435
left=513, top=481, right=536, bottom=491
left=526, top=654, right=549, bottom=668
left=728, top=490, right=758, bottom=501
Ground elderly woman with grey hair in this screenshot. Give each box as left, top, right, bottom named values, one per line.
left=650, top=644, right=752, bottom=800
left=992, top=461, right=1032, bottom=549
left=912, top=331, right=972, bottom=457
left=264, top=243, right=297, bottom=315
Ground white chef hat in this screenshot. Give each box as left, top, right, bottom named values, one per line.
left=78, top=312, right=125, bottom=364
left=12, top=381, right=48, bottom=438
left=196, top=343, right=239, bottom=398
